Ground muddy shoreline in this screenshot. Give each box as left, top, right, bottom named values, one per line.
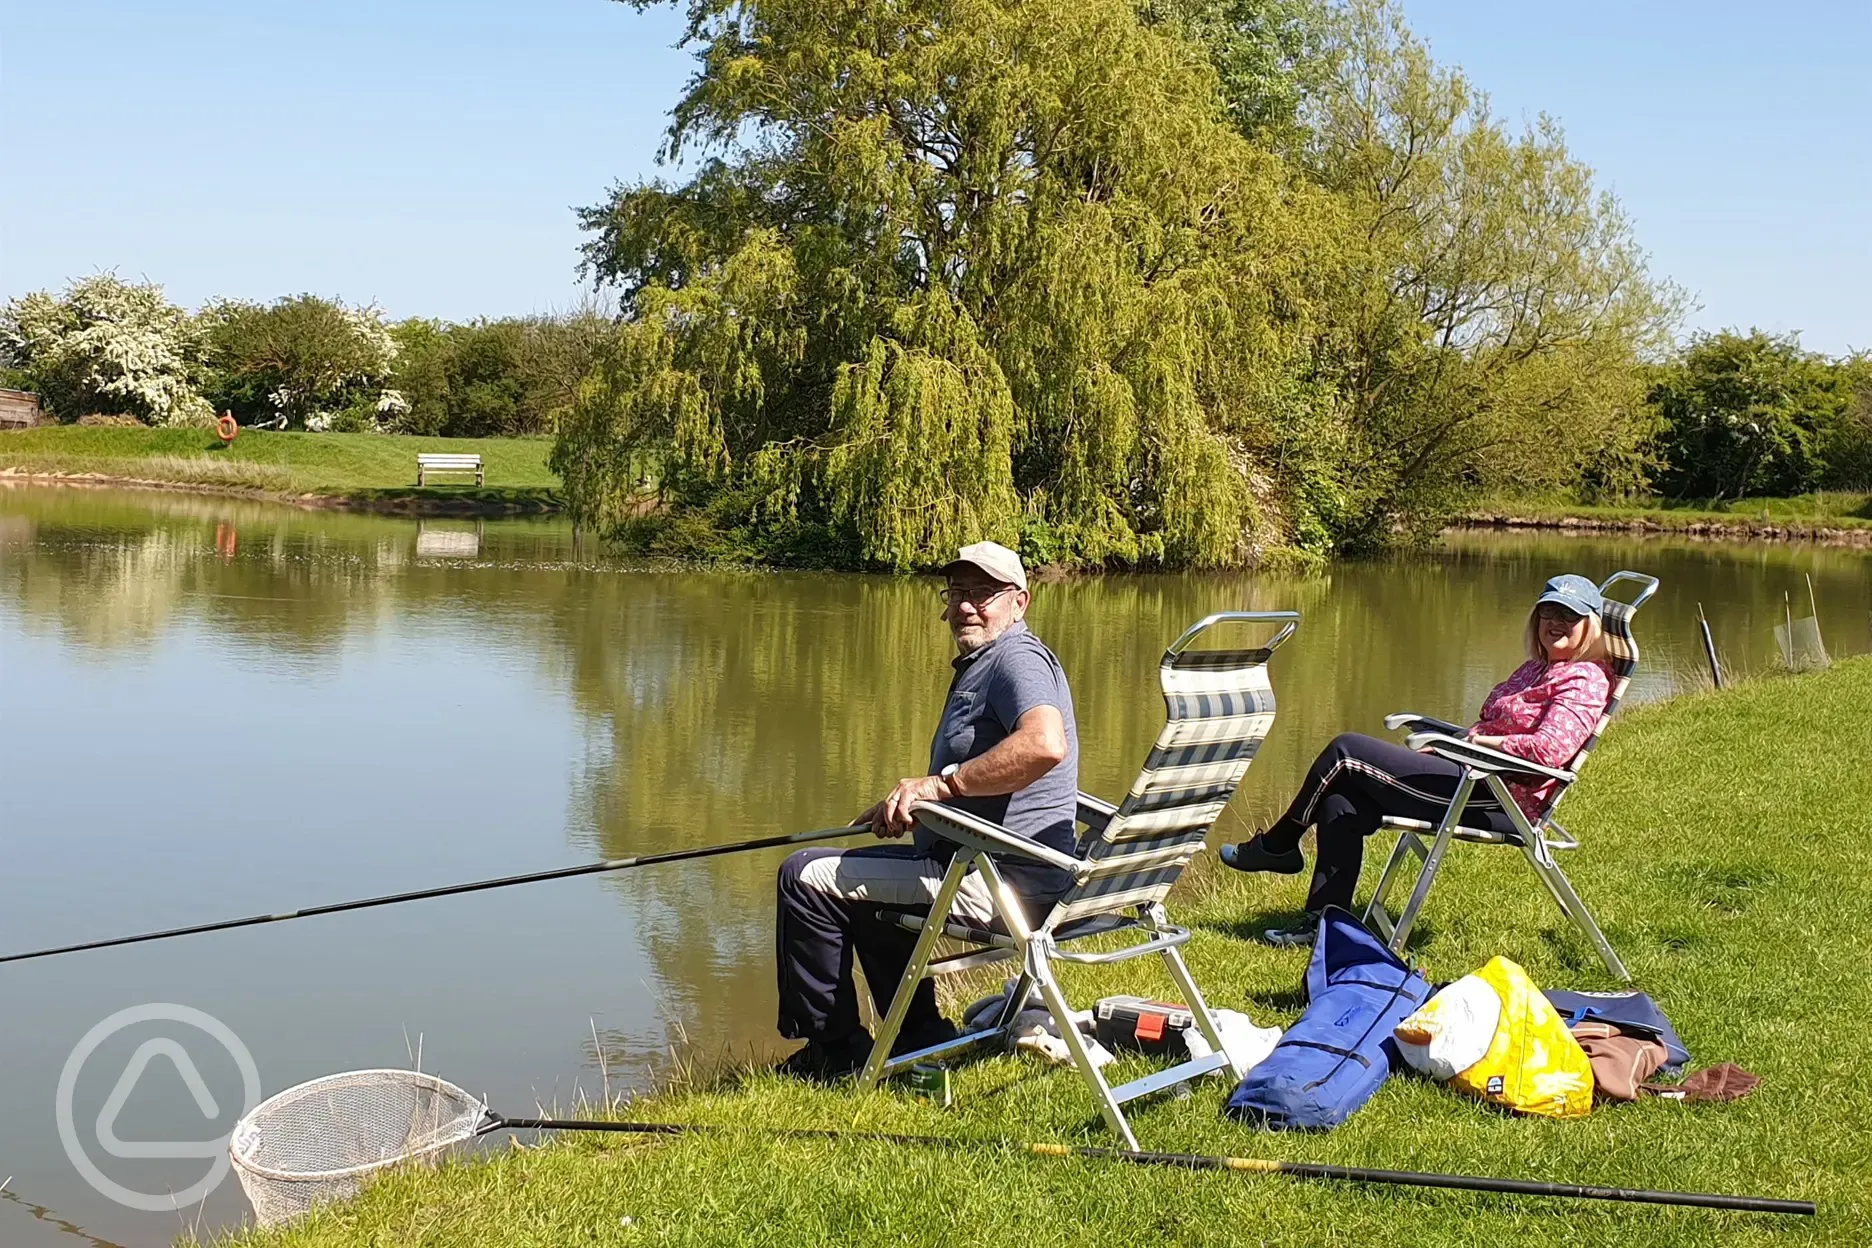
left=0, top=468, right=561, bottom=517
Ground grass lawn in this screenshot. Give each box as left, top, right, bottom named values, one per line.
left=0, top=426, right=559, bottom=508
left=1469, top=491, right=1872, bottom=534
left=222, top=660, right=1872, bottom=1247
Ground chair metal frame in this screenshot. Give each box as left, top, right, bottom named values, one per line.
left=1362, top=571, right=1659, bottom=982
left=855, top=611, right=1298, bottom=1149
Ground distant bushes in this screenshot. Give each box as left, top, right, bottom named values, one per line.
left=1645, top=331, right=1872, bottom=500
left=390, top=312, right=610, bottom=438
left=0, top=274, right=607, bottom=436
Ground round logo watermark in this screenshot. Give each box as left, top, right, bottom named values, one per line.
left=56, top=1003, right=261, bottom=1212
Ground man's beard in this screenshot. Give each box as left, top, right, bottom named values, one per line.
left=953, top=617, right=1009, bottom=655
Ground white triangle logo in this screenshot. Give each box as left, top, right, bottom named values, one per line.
left=94, top=1038, right=225, bottom=1159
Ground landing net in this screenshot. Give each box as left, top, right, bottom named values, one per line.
left=229, top=1069, right=489, bottom=1227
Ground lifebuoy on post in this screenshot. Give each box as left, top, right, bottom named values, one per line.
left=216, top=413, right=239, bottom=443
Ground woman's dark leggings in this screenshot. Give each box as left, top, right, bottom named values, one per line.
left=1262, top=733, right=1517, bottom=914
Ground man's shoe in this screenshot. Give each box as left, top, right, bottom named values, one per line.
left=775, top=1031, right=874, bottom=1084
left=1218, top=834, right=1304, bottom=875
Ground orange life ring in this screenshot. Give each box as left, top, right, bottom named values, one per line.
left=216, top=413, right=239, bottom=443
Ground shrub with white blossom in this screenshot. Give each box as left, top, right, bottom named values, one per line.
left=0, top=273, right=213, bottom=425
left=199, top=295, right=399, bottom=430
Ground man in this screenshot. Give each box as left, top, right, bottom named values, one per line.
left=774, top=540, right=1080, bottom=1081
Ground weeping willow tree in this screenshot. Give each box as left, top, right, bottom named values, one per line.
left=555, top=0, right=1340, bottom=569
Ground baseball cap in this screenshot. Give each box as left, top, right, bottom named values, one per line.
left=1536, top=573, right=1603, bottom=617
left=939, top=541, right=1027, bottom=591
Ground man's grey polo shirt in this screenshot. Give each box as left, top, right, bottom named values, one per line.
left=918, top=621, right=1078, bottom=896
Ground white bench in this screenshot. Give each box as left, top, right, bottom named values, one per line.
left=416, top=453, right=484, bottom=486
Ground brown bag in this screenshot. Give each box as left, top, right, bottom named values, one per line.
left=1569, top=1021, right=1667, bottom=1101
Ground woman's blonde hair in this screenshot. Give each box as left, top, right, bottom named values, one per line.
left=1525, top=604, right=1606, bottom=663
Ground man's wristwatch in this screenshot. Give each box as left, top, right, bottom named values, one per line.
left=939, top=762, right=963, bottom=799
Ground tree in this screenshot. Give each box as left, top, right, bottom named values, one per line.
left=391, top=311, right=612, bottom=438
left=1139, top=0, right=1331, bottom=148
left=561, top=0, right=1338, bottom=569
left=1290, top=0, right=1682, bottom=544
left=0, top=273, right=212, bottom=425
left=200, top=295, right=397, bottom=430
left=1650, top=330, right=1867, bottom=499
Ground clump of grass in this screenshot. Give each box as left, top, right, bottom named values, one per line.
left=134, top=454, right=300, bottom=491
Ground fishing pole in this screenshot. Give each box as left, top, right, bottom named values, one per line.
left=0, top=826, right=864, bottom=966
left=481, top=1115, right=1815, bottom=1216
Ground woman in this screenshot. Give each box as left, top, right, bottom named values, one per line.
left=1220, top=573, right=1613, bottom=946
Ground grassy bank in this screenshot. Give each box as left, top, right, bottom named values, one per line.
left=1465, top=491, right=1872, bottom=540
left=222, top=660, right=1870, bottom=1246
left=0, top=427, right=559, bottom=511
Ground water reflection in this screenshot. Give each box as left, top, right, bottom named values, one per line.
left=0, top=483, right=1867, bottom=1248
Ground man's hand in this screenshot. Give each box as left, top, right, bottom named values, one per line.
left=871, top=774, right=955, bottom=838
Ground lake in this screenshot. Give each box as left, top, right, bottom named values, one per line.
left=1, top=483, right=1866, bottom=1247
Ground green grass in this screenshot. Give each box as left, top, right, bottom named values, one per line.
left=0, top=426, right=560, bottom=509
left=1469, top=491, right=1872, bottom=534
left=221, top=661, right=1872, bottom=1247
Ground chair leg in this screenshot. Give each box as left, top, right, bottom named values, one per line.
left=1383, top=772, right=1476, bottom=955
left=991, top=969, right=1037, bottom=1031
left=1362, top=827, right=1425, bottom=941
left=1522, top=842, right=1631, bottom=982
left=972, top=857, right=1139, bottom=1149
left=1157, top=944, right=1240, bottom=1081
left=1028, top=946, right=1138, bottom=1150
left=858, top=853, right=975, bottom=1089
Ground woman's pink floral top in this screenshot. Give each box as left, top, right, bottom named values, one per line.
left=1471, top=659, right=1611, bottom=819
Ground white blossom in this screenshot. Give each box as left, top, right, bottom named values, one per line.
left=1, top=273, right=211, bottom=425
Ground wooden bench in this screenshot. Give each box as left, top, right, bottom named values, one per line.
left=416, top=453, right=484, bottom=486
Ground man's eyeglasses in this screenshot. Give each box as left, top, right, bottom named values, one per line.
left=939, top=584, right=1015, bottom=609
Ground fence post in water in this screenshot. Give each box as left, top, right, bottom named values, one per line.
left=1697, top=603, right=1723, bottom=690
left=1783, top=593, right=1795, bottom=669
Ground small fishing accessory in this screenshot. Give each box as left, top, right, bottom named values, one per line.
left=1092, top=997, right=1195, bottom=1057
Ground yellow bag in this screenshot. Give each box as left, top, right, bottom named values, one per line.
left=1395, top=956, right=1593, bottom=1118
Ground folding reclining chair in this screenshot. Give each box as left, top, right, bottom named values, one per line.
left=1362, top=571, right=1658, bottom=982
left=857, top=611, right=1299, bottom=1149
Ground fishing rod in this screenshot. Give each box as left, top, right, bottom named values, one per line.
left=481, top=1115, right=1815, bottom=1216
left=0, top=826, right=864, bottom=966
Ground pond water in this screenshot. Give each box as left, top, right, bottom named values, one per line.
left=1, top=483, right=1867, bottom=1247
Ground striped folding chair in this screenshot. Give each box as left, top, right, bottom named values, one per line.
left=1362, top=571, right=1658, bottom=981
left=856, top=611, right=1298, bottom=1148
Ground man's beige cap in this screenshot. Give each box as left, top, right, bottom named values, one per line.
left=940, top=540, right=1027, bottom=591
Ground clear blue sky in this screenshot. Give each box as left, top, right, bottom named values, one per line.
left=3, top=0, right=1867, bottom=353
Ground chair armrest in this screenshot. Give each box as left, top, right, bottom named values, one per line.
left=910, top=802, right=1087, bottom=876
left=1404, top=733, right=1577, bottom=785
left=1385, top=712, right=1467, bottom=737
left=1076, top=792, right=1118, bottom=835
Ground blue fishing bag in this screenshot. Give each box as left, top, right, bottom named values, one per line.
left=1543, top=988, right=1691, bottom=1074
left=1224, top=908, right=1429, bottom=1131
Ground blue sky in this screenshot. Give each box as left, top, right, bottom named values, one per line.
left=2, top=0, right=1866, bottom=353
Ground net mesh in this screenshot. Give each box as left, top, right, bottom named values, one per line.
left=229, top=1069, right=489, bottom=1227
